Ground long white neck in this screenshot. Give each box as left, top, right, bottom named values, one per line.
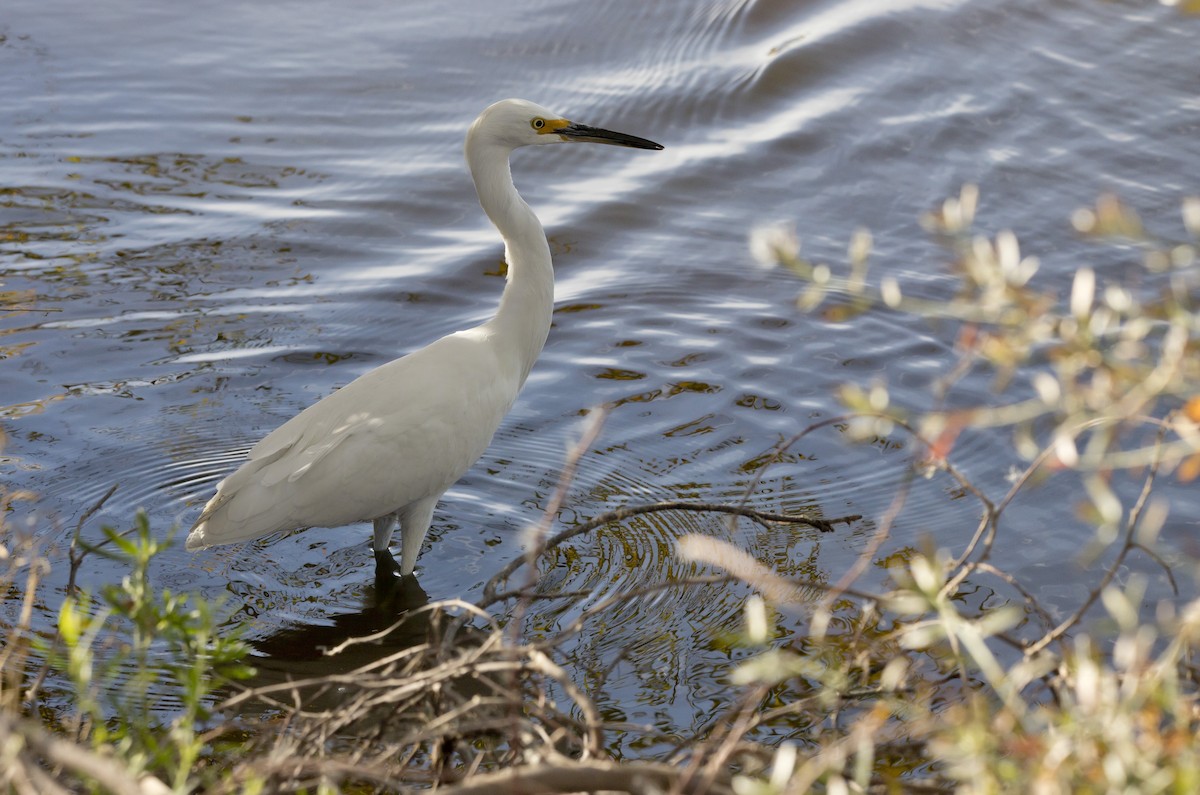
left=466, top=137, right=554, bottom=388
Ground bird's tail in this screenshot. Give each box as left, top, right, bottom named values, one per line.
left=185, top=469, right=297, bottom=550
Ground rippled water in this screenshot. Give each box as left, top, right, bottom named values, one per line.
left=3, top=0, right=1198, bottom=752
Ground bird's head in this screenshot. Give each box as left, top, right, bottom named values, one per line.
left=469, top=98, right=663, bottom=152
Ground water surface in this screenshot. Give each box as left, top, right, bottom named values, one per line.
left=3, top=0, right=1198, bottom=754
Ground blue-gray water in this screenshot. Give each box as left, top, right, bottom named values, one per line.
left=3, top=0, right=1198, bottom=753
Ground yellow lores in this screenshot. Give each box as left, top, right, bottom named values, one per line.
left=533, top=117, right=566, bottom=131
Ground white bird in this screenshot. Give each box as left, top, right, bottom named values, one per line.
left=186, top=99, right=663, bottom=579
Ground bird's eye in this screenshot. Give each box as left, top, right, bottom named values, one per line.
left=531, top=118, right=546, bottom=130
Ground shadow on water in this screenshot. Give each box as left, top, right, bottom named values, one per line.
left=229, top=573, right=516, bottom=750
left=249, top=575, right=431, bottom=677
left=234, top=575, right=451, bottom=733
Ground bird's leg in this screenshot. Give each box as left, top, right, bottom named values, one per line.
left=397, top=497, right=439, bottom=578
left=373, top=514, right=402, bottom=581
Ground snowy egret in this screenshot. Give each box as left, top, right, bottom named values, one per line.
left=186, top=99, right=663, bottom=579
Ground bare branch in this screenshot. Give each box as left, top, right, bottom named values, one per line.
left=482, top=500, right=860, bottom=607
left=436, top=752, right=735, bottom=795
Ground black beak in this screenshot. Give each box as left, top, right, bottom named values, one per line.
left=557, top=122, right=664, bottom=150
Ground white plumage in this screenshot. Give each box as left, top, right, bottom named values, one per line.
left=186, top=99, right=663, bottom=578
